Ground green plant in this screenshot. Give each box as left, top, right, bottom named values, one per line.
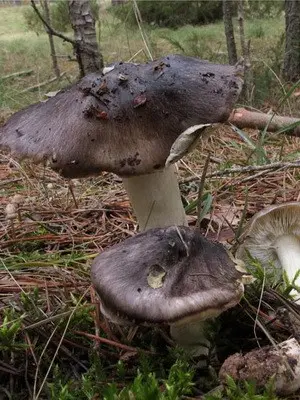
left=47, top=359, right=194, bottom=400
left=23, top=0, right=99, bottom=34
left=109, top=1, right=223, bottom=29
left=162, top=29, right=224, bottom=61
left=0, top=309, right=27, bottom=352
left=204, top=375, right=279, bottom=400
left=231, top=125, right=270, bottom=166
left=244, top=0, right=284, bottom=20
left=248, top=24, right=265, bottom=39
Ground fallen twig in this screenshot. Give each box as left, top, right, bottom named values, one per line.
left=74, top=330, right=156, bottom=354
left=1, top=70, right=33, bottom=81
left=20, top=72, right=66, bottom=93
left=229, top=107, right=300, bottom=137
left=181, top=160, right=300, bottom=184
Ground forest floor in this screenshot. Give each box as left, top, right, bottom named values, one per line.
left=1, top=4, right=300, bottom=400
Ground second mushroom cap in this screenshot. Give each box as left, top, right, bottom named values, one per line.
left=91, top=225, right=245, bottom=325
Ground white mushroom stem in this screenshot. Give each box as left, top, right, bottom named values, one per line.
left=170, top=319, right=213, bottom=358
left=274, top=234, right=300, bottom=301
left=122, top=165, right=187, bottom=231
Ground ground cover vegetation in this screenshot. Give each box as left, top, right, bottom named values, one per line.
left=0, top=1, right=300, bottom=398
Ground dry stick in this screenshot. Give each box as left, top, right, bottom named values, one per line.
left=74, top=330, right=155, bottom=355
left=20, top=72, right=66, bottom=93
left=132, top=0, right=153, bottom=61
left=23, top=213, right=59, bottom=235
left=1, top=69, right=33, bottom=80
left=67, top=181, right=79, bottom=208
left=229, top=107, right=300, bottom=137
left=196, top=153, right=211, bottom=228
left=181, top=160, right=300, bottom=184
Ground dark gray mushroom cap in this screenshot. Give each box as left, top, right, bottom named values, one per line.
left=91, top=226, right=244, bottom=325
left=0, top=54, right=243, bottom=178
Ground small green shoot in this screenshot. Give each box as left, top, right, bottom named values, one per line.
left=204, top=375, right=279, bottom=400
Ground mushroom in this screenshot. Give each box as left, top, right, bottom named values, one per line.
left=237, top=202, right=300, bottom=301
left=91, top=225, right=247, bottom=356
left=219, top=338, right=300, bottom=396
left=0, top=55, right=243, bottom=230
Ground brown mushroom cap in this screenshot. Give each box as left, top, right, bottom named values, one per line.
left=0, top=55, right=243, bottom=178
left=91, top=225, right=244, bottom=325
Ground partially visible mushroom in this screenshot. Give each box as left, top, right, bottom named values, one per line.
left=0, top=54, right=243, bottom=230
left=237, top=202, right=300, bottom=301
left=91, top=225, right=247, bottom=356
left=219, top=338, right=300, bottom=396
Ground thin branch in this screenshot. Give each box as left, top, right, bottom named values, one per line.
left=1, top=70, right=33, bottom=80
left=132, top=0, right=153, bottom=61
left=74, top=330, right=156, bottom=354
left=30, top=0, right=98, bottom=57
left=181, top=159, right=300, bottom=184
left=229, top=108, right=300, bottom=137
left=30, top=0, right=75, bottom=46
left=20, top=72, right=66, bottom=93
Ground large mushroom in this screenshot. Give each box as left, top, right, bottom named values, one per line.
left=0, top=54, right=243, bottom=230
left=237, top=202, right=300, bottom=301
left=91, top=225, right=247, bottom=356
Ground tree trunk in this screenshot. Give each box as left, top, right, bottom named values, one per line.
left=42, top=0, right=60, bottom=79
left=284, top=0, right=300, bottom=82
left=237, top=0, right=252, bottom=101
left=223, top=0, right=237, bottom=65
left=68, top=0, right=103, bottom=77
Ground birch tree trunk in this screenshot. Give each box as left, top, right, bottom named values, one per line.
left=68, top=0, right=103, bottom=77
left=237, top=0, right=252, bottom=101
left=42, top=0, right=60, bottom=79
left=284, top=0, right=300, bottom=81
left=223, top=0, right=237, bottom=65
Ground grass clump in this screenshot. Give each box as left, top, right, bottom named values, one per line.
left=48, top=359, right=194, bottom=399
left=108, top=1, right=223, bottom=29
left=205, top=375, right=279, bottom=400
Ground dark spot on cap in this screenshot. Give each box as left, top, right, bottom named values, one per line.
left=127, top=154, right=141, bottom=167
left=120, top=159, right=126, bottom=168
left=16, top=128, right=23, bottom=137
left=153, top=164, right=161, bottom=169
left=213, top=88, right=223, bottom=95
left=229, top=80, right=240, bottom=89
left=137, top=288, right=142, bottom=293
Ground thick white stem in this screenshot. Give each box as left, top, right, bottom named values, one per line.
left=170, top=319, right=213, bottom=358
left=274, top=234, right=300, bottom=301
left=122, top=165, right=188, bottom=231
